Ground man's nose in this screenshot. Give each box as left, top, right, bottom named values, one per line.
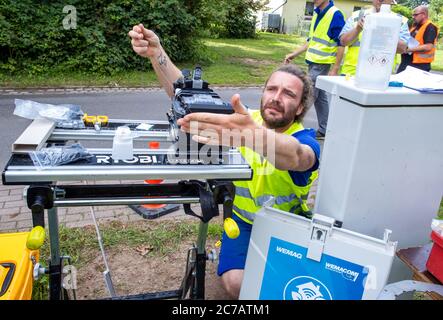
left=272, top=89, right=283, bottom=102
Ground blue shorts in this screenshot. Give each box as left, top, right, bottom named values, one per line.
left=217, top=213, right=252, bottom=276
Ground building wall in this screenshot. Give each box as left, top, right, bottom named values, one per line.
left=281, top=0, right=372, bottom=34
left=281, top=0, right=309, bottom=34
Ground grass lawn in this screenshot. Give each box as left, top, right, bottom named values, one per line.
left=439, top=198, right=443, bottom=219
left=433, top=45, right=443, bottom=72
left=32, top=219, right=224, bottom=300
left=0, top=33, right=306, bottom=88
left=2, top=32, right=442, bottom=88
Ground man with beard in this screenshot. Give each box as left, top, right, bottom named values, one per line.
left=397, top=5, right=439, bottom=73
left=128, top=24, right=320, bottom=299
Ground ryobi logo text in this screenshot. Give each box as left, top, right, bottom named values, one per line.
left=95, top=155, right=205, bottom=165
left=96, top=155, right=159, bottom=164
left=276, top=246, right=303, bottom=260
left=325, top=262, right=360, bottom=282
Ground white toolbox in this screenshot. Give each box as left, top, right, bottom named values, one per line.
left=239, top=206, right=397, bottom=300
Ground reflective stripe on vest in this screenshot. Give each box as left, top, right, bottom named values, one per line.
left=410, top=20, right=438, bottom=64
left=233, top=110, right=318, bottom=224
left=305, top=6, right=342, bottom=64
left=235, top=185, right=302, bottom=206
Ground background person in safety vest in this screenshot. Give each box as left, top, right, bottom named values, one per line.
left=284, top=0, right=345, bottom=140
left=129, top=24, right=321, bottom=300
left=339, top=0, right=409, bottom=76
left=397, top=5, right=439, bottom=73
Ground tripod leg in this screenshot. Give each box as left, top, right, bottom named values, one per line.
left=179, top=246, right=197, bottom=299
left=48, top=207, right=62, bottom=300
left=193, top=220, right=208, bottom=300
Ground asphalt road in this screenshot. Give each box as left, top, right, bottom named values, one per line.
left=0, top=88, right=319, bottom=169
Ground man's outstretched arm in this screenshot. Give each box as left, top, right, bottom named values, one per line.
left=128, top=24, right=182, bottom=98
left=177, top=94, right=317, bottom=172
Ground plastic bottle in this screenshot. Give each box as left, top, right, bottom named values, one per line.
left=112, top=126, right=133, bottom=160
left=355, top=4, right=402, bottom=91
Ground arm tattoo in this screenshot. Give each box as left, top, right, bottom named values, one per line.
left=158, top=52, right=167, bottom=66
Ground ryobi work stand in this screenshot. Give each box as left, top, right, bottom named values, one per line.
left=2, top=118, right=252, bottom=300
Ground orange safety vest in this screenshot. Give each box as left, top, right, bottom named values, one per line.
left=410, top=20, right=439, bottom=64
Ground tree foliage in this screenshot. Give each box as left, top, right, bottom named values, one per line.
left=193, top=0, right=268, bottom=39
left=0, top=0, right=216, bottom=75
left=395, top=0, right=442, bottom=40
left=396, top=0, right=427, bottom=8
left=392, top=4, right=413, bottom=24
left=0, top=0, right=271, bottom=75
left=429, top=0, right=443, bottom=34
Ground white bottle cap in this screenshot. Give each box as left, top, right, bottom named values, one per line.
left=380, top=4, right=391, bottom=13
left=112, top=126, right=133, bottom=160
left=114, top=126, right=132, bottom=141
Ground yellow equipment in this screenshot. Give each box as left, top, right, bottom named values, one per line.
left=223, top=217, right=240, bottom=239
left=82, top=113, right=109, bottom=127
left=0, top=229, right=43, bottom=300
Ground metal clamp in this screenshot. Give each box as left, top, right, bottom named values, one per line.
left=307, top=214, right=335, bottom=262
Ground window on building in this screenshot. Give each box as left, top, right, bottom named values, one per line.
left=305, top=2, right=314, bottom=16
left=354, top=6, right=362, bottom=11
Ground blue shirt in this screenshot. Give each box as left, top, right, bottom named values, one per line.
left=288, top=128, right=320, bottom=186
left=312, top=1, right=345, bottom=44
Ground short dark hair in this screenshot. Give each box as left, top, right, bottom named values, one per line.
left=265, top=64, right=313, bottom=122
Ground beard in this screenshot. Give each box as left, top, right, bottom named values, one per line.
left=260, top=99, right=294, bottom=130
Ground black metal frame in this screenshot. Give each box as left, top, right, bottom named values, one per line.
left=25, top=180, right=235, bottom=300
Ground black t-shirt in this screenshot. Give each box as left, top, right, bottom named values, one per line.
left=400, top=22, right=438, bottom=70
left=411, top=22, right=438, bottom=44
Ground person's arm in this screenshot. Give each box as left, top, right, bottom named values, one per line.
left=405, top=24, right=438, bottom=54
left=397, top=20, right=410, bottom=54
left=328, top=10, right=346, bottom=76
left=406, top=43, right=435, bottom=53
left=259, top=125, right=317, bottom=171
left=397, top=40, right=407, bottom=54
left=340, top=17, right=364, bottom=46
left=329, top=46, right=345, bottom=76
left=177, top=94, right=316, bottom=172
left=128, top=24, right=182, bottom=98
left=284, top=42, right=309, bottom=64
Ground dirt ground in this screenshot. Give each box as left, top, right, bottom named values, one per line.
left=74, top=226, right=232, bottom=300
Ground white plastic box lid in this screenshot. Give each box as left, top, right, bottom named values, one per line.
left=316, top=76, right=443, bottom=106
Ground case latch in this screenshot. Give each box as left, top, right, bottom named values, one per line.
left=307, top=214, right=335, bottom=262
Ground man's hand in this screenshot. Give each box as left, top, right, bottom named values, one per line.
left=177, top=94, right=259, bottom=147
left=328, top=66, right=340, bottom=76
left=356, top=17, right=365, bottom=33
left=128, top=24, right=161, bottom=58
left=284, top=53, right=295, bottom=64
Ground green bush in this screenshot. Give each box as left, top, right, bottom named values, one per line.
left=392, top=4, right=412, bottom=25
left=0, top=0, right=207, bottom=75
left=203, top=0, right=268, bottom=39
left=430, top=0, right=443, bottom=42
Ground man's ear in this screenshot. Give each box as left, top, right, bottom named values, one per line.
left=296, top=104, right=304, bottom=116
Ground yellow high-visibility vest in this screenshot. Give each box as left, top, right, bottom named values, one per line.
left=305, top=6, right=343, bottom=64
left=233, top=110, right=318, bottom=224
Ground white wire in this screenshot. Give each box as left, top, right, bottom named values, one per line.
left=83, top=180, right=115, bottom=296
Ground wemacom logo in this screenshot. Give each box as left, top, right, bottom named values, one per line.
left=275, top=246, right=303, bottom=259
left=325, top=262, right=360, bottom=282
left=283, top=276, right=332, bottom=300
